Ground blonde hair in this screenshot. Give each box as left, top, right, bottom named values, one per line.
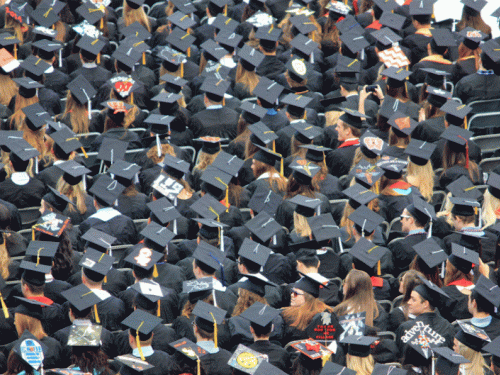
left=406, top=160, right=435, bottom=202
left=235, top=62, right=260, bottom=95
left=9, top=95, right=39, bottom=130
left=194, top=150, right=220, bottom=172
left=455, top=340, right=488, bottom=375
left=0, top=236, right=11, bottom=280
left=21, top=123, right=50, bottom=161
left=293, top=211, right=312, bottom=237
left=346, top=354, right=375, bottom=375
left=482, top=190, right=500, bottom=229
left=61, top=91, right=90, bottom=134
left=282, top=292, right=333, bottom=330
left=122, top=0, right=151, bottom=31
left=57, top=178, right=87, bottom=215
left=0, top=74, right=18, bottom=106
left=232, top=288, right=267, bottom=317
left=14, top=313, right=47, bottom=340
left=146, top=142, right=176, bottom=164
left=350, top=148, right=379, bottom=171
left=436, top=192, right=454, bottom=226
left=4, top=15, right=24, bottom=44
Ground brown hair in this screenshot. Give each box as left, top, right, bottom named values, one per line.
left=235, top=62, right=260, bottom=95
left=282, top=292, right=333, bottom=330
left=333, top=270, right=379, bottom=326
left=181, top=293, right=214, bottom=318
left=9, top=95, right=39, bottom=130
left=194, top=150, right=220, bottom=172
left=388, top=128, right=410, bottom=147
left=232, top=288, right=267, bottom=316
left=0, top=74, right=18, bottom=107
left=458, top=43, right=481, bottom=71
left=252, top=159, right=288, bottom=192
left=122, top=0, right=151, bottom=31
left=0, top=235, right=11, bottom=280
left=60, top=91, right=90, bottom=134
left=57, top=178, right=87, bottom=215
left=146, top=142, right=176, bottom=165
left=444, top=260, right=473, bottom=286
left=441, top=142, right=480, bottom=183
left=399, top=270, right=425, bottom=320
left=70, top=348, right=112, bottom=375
left=409, top=255, right=443, bottom=287
left=14, top=313, right=47, bottom=339
left=457, top=6, right=491, bottom=35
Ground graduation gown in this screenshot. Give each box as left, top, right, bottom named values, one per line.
left=192, top=107, right=240, bottom=140
left=116, top=192, right=151, bottom=220
left=118, top=350, right=173, bottom=375
left=378, top=184, right=421, bottom=224
left=228, top=313, right=284, bottom=350
left=402, top=30, right=433, bottom=67
left=69, top=65, right=112, bottom=91
left=256, top=55, right=286, bottom=81
left=248, top=340, right=290, bottom=372
left=114, top=325, right=178, bottom=356
left=454, top=71, right=500, bottom=105
left=261, top=109, right=289, bottom=133
left=410, top=56, right=454, bottom=85
left=326, top=140, right=359, bottom=178
left=275, top=192, right=333, bottom=231
left=43, top=68, right=71, bottom=97
left=389, top=232, right=429, bottom=276
left=472, top=316, right=500, bottom=340
left=440, top=282, right=473, bottom=323
left=438, top=165, right=483, bottom=190
left=36, top=164, right=64, bottom=189
left=388, top=306, right=415, bottom=333
left=0, top=174, right=46, bottom=208
left=199, top=346, right=233, bottom=375
left=67, top=268, right=130, bottom=297
left=94, top=292, right=127, bottom=332
left=430, top=138, right=481, bottom=169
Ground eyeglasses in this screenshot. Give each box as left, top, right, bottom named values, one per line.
left=291, top=290, right=304, bottom=297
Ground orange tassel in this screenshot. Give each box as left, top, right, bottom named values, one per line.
left=157, top=300, right=161, bottom=317
left=81, top=147, right=88, bottom=158
left=97, top=53, right=101, bottom=64
left=153, top=264, right=158, bottom=278
left=377, top=261, right=381, bottom=275
left=0, top=294, right=8, bottom=319
left=94, top=304, right=100, bottom=323
left=136, top=322, right=145, bottom=360
left=142, top=52, right=146, bottom=65
left=14, top=44, right=17, bottom=60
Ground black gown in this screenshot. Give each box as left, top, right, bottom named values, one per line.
left=118, top=350, right=173, bottom=375
left=440, top=284, right=473, bottom=323
left=248, top=340, right=290, bottom=372
left=192, top=107, right=240, bottom=139
left=114, top=325, right=179, bottom=356
left=326, top=143, right=359, bottom=178
left=0, top=175, right=46, bottom=208
left=454, top=71, right=500, bottom=104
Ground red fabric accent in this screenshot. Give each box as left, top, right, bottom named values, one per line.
left=336, top=16, right=345, bottom=24
left=371, top=276, right=384, bottom=288
left=305, top=343, right=321, bottom=352
left=367, top=20, right=383, bottom=30
left=29, top=296, right=54, bottom=306
left=403, top=0, right=412, bottom=5
left=220, top=199, right=230, bottom=208
left=353, top=0, right=359, bottom=14
left=447, top=279, right=474, bottom=287
left=388, top=181, right=412, bottom=190
left=338, top=139, right=360, bottom=149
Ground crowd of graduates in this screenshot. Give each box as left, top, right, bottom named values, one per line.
left=1, top=0, right=500, bottom=374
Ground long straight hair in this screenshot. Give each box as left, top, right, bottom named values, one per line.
left=282, top=292, right=333, bottom=330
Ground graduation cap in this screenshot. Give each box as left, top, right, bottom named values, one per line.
left=80, top=248, right=113, bottom=282
left=56, top=160, right=90, bottom=186
left=450, top=196, right=480, bottom=217
left=144, top=114, right=174, bottom=137
left=158, top=47, right=186, bottom=72
left=414, top=275, right=449, bottom=307
left=446, top=175, right=482, bottom=200
left=14, top=297, right=49, bottom=320
left=339, top=34, right=369, bottom=56
left=348, top=204, right=384, bottom=236
left=340, top=335, right=378, bottom=357
left=211, top=151, right=244, bottom=178
left=112, top=43, right=142, bottom=70
left=245, top=211, right=282, bottom=243
left=102, top=100, right=133, bottom=123
left=67, top=74, right=96, bottom=112
left=166, top=27, right=195, bottom=54
left=457, top=27, right=486, bottom=50
left=413, top=238, right=447, bottom=268
left=290, top=339, right=333, bottom=362
left=200, top=166, right=232, bottom=203
left=254, top=361, right=288, bottom=375
left=214, top=30, right=242, bottom=52
left=371, top=28, right=402, bottom=49
left=227, top=344, right=268, bottom=374
left=290, top=34, right=319, bottom=58
left=121, top=21, right=151, bottom=42
left=301, top=144, right=331, bottom=164
left=238, top=44, right=264, bottom=71
left=97, top=137, right=128, bottom=164
left=122, top=309, right=162, bottom=360
left=441, top=100, right=472, bottom=127
left=342, top=183, right=378, bottom=209
left=49, top=127, right=85, bottom=157
left=377, top=155, right=407, bottom=179
left=377, top=96, right=405, bottom=120
left=168, top=11, right=196, bottom=30
left=320, top=362, right=357, bottom=375
left=67, top=323, right=102, bottom=347
left=247, top=12, right=275, bottom=29
left=253, top=145, right=283, bottom=174
left=148, top=198, right=181, bottom=225
left=169, top=338, right=208, bottom=363
left=473, top=275, right=500, bottom=309
left=484, top=336, right=500, bottom=368
left=359, top=130, right=388, bottom=158
left=461, top=0, right=486, bottom=13
left=141, top=222, right=175, bottom=250
left=434, top=346, right=470, bottom=375
left=349, top=237, right=388, bottom=274
left=289, top=194, right=321, bottom=217
left=200, top=39, right=228, bottom=62
left=190, top=193, right=226, bottom=221
left=455, top=321, right=490, bottom=352
left=294, top=272, right=329, bottom=298
left=336, top=16, right=364, bottom=35
left=409, top=0, right=434, bottom=15
left=182, top=277, right=214, bottom=304
left=42, top=185, right=76, bottom=213
left=382, top=67, right=412, bottom=89
left=240, top=102, right=267, bottom=124
left=352, top=161, right=384, bottom=189
left=162, top=154, right=190, bottom=180
left=289, top=14, right=317, bottom=35
left=116, top=354, right=154, bottom=374
left=487, top=172, right=500, bottom=199
left=160, top=73, right=187, bottom=94
left=25, top=240, right=58, bottom=264
left=372, top=364, right=408, bottom=375
left=32, top=212, right=69, bottom=239
left=107, top=160, right=141, bottom=185
left=379, top=12, right=406, bottom=32
left=431, top=28, right=457, bottom=49
left=255, top=25, right=282, bottom=49
left=373, top=0, right=398, bottom=12
left=192, top=300, right=226, bottom=340
left=200, top=76, right=230, bottom=102
left=248, top=122, right=278, bottom=149
left=22, top=103, right=51, bottom=131
left=481, top=40, right=500, bottom=65
left=61, top=285, right=101, bottom=322
left=405, top=139, right=436, bottom=166
left=5, top=2, right=30, bottom=24
left=212, top=14, right=239, bottom=33
left=192, top=241, right=226, bottom=274
left=76, top=35, right=105, bottom=62
left=20, top=55, right=50, bottom=81
left=338, top=107, right=368, bottom=129
left=76, top=3, right=106, bottom=26
left=308, top=213, right=341, bottom=243
left=13, top=330, right=46, bottom=370
left=420, top=68, right=450, bottom=87
left=89, top=175, right=125, bottom=207
left=282, top=93, right=313, bottom=118
left=291, top=121, right=321, bottom=144
left=253, top=77, right=284, bottom=107
left=448, top=243, right=479, bottom=274
left=248, top=185, right=282, bottom=216
left=239, top=273, right=277, bottom=297
left=238, top=238, right=271, bottom=267
left=20, top=261, right=51, bottom=286
left=426, top=86, right=452, bottom=108
left=81, top=228, right=116, bottom=254
left=407, top=195, right=435, bottom=228
left=240, top=301, right=279, bottom=329
left=32, top=39, right=62, bottom=63
left=124, top=245, right=163, bottom=273
left=195, top=219, right=228, bottom=251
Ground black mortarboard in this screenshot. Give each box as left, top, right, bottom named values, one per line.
left=302, top=144, right=331, bottom=163
left=473, top=275, right=500, bottom=309
left=320, top=362, right=357, bottom=375
left=340, top=335, right=378, bottom=357
left=291, top=34, right=318, bottom=57
left=291, top=162, right=321, bottom=185
left=253, top=144, right=282, bottom=169
left=212, top=14, right=240, bottom=32
left=32, top=39, right=62, bottom=61
left=20, top=261, right=50, bottom=286
left=289, top=194, right=321, bottom=217
left=487, top=172, right=500, bottom=199
left=166, top=27, right=195, bottom=53
left=282, top=93, right=312, bottom=117
left=168, top=11, right=196, bottom=30
left=455, top=321, right=490, bottom=352
left=90, top=175, right=125, bottom=206
left=169, top=338, right=208, bottom=362
left=450, top=196, right=480, bottom=216
left=67, top=323, right=102, bottom=347
left=359, top=130, right=388, bottom=158
left=448, top=243, right=479, bottom=274
left=372, top=28, right=402, bottom=48
left=373, top=0, right=398, bottom=12
left=107, top=160, right=140, bottom=185
left=336, top=16, right=364, bottom=35
left=5, top=3, right=30, bottom=24
left=160, top=156, right=189, bottom=181
left=200, top=76, right=230, bottom=102
left=211, top=151, right=244, bottom=177
left=326, top=1, right=351, bottom=17
left=43, top=185, right=76, bottom=213
left=121, top=22, right=151, bottom=41
left=255, top=25, right=282, bottom=49
left=25, top=240, right=58, bottom=263
left=130, top=280, right=170, bottom=310
left=379, top=12, right=406, bottom=32
left=434, top=347, right=470, bottom=375
left=343, top=183, right=377, bottom=209
left=33, top=212, right=69, bottom=239
left=22, top=103, right=51, bottom=131
left=338, top=107, right=368, bottom=129
left=405, top=139, right=435, bottom=166
left=407, top=195, right=435, bottom=225
left=240, top=301, right=279, bottom=328
left=442, top=100, right=472, bottom=126
left=377, top=155, right=407, bottom=179
left=253, top=77, right=284, bottom=106
left=245, top=211, right=282, bottom=243
left=124, top=245, right=163, bottom=271
left=122, top=309, right=162, bottom=340
left=192, top=241, right=226, bottom=272
left=170, top=0, right=196, bottom=13
left=254, top=361, right=288, bottom=375
left=372, top=364, right=408, bottom=375
left=62, top=284, right=101, bottom=313
left=294, top=273, right=329, bottom=298
left=49, top=128, right=84, bottom=157
left=248, top=185, right=283, bottom=215
left=238, top=44, right=264, bottom=71
left=484, top=336, right=500, bottom=368
left=0, top=33, right=20, bottom=48
left=214, top=30, right=242, bottom=52
left=80, top=248, right=113, bottom=281
left=141, top=222, right=175, bottom=248
left=183, top=277, right=214, bottom=304
left=426, top=86, right=452, bottom=107
left=481, top=40, right=500, bottom=64
left=289, top=14, right=317, bottom=35
left=414, top=275, right=449, bottom=306
left=97, top=137, right=128, bottom=164
left=195, top=218, right=228, bottom=243
left=147, top=197, right=181, bottom=225
left=238, top=238, right=271, bottom=267
left=67, top=74, right=96, bottom=106
left=200, top=165, right=232, bottom=193
left=458, top=27, right=486, bottom=50
left=461, top=0, right=487, bottom=12
left=81, top=228, right=116, bottom=253
left=349, top=205, right=384, bottom=235
left=112, top=44, right=141, bottom=70
left=409, top=0, right=433, bottom=15
left=57, top=160, right=90, bottom=186
left=13, top=330, right=46, bottom=370
left=239, top=273, right=277, bottom=297
left=413, top=238, right=447, bottom=268
left=14, top=297, right=49, bottom=320
left=291, top=121, right=321, bottom=143
left=76, top=35, right=105, bottom=59
left=447, top=176, right=482, bottom=200
left=350, top=237, right=388, bottom=270
left=431, top=28, right=457, bottom=48
left=190, top=193, right=226, bottom=220
left=308, top=213, right=341, bottom=242
left=9, top=142, right=40, bottom=163
left=240, top=102, right=267, bottom=124
left=102, top=100, right=134, bottom=124
left=144, top=114, right=174, bottom=135
left=192, top=300, right=226, bottom=332
left=339, top=33, right=369, bottom=55
left=248, top=121, right=278, bottom=147
left=20, top=55, right=50, bottom=80
left=116, top=354, right=154, bottom=374
left=420, top=68, right=450, bottom=87
left=378, top=96, right=406, bottom=120
left=383, top=67, right=412, bottom=90
left=201, top=39, right=228, bottom=62
left=76, top=3, right=106, bottom=25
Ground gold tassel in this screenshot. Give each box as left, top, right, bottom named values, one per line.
left=197, top=358, right=201, bottom=375
left=0, top=293, right=9, bottom=319
left=36, top=247, right=43, bottom=266
left=100, top=18, right=104, bottom=29
left=153, top=264, right=158, bottom=278
left=464, top=115, right=468, bottom=130
left=157, top=300, right=161, bottom=317
left=14, top=44, right=17, bottom=60
left=180, top=62, right=184, bottom=78
left=210, top=312, right=218, bottom=348
left=94, top=304, right=100, bottom=323
left=32, top=228, right=35, bottom=241
left=130, top=92, right=134, bottom=105
left=377, top=260, right=381, bottom=275
left=104, top=275, right=107, bottom=283
left=272, top=140, right=275, bottom=152
left=322, top=353, right=331, bottom=367
left=280, top=158, right=284, bottom=177
left=97, top=53, right=101, bottom=64
left=215, top=177, right=229, bottom=208
left=187, top=47, right=191, bottom=57
left=136, top=322, right=145, bottom=360
left=224, top=4, right=227, bottom=16
left=142, top=52, right=146, bottom=65
left=81, top=147, right=88, bottom=158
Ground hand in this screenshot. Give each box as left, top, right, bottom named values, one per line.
left=359, top=86, right=370, bottom=102
left=418, top=107, right=426, bottom=122
left=478, top=258, right=490, bottom=278
left=374, top=85, right=384, bottom=100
